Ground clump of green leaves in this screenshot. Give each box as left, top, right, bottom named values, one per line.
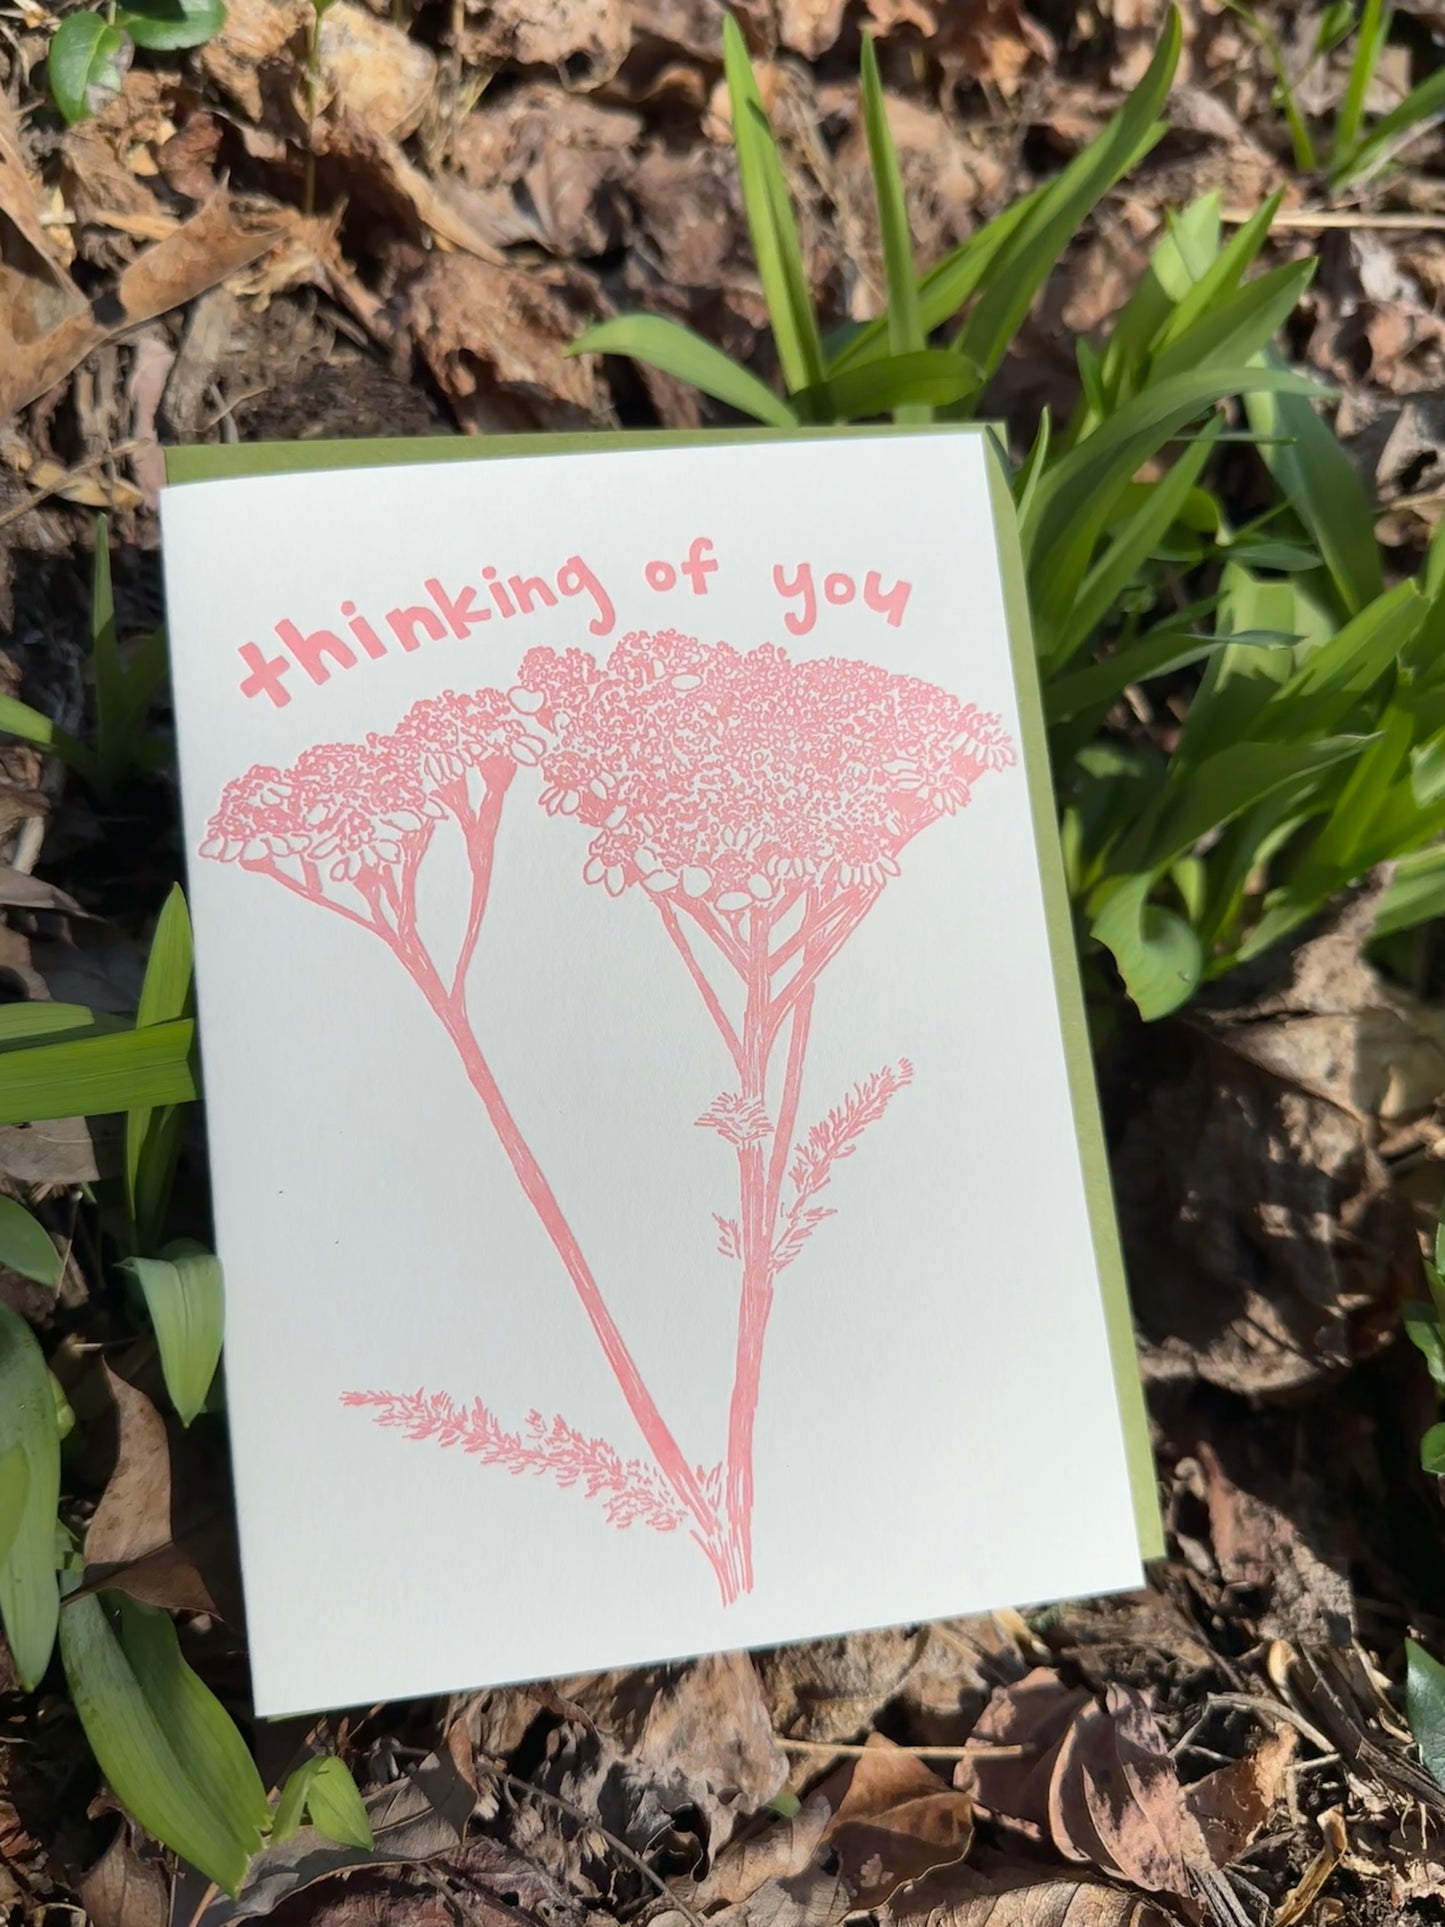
left=576, top=13, right=1181, bottom=426
left=49, top=0, right=226, bottom=126
left=1225, top=0, right=1445, bottom=191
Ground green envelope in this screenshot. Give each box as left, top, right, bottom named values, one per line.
left=166, top=423, right=1163, bottom=1561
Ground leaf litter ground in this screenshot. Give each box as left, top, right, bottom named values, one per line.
left=8, top=0, right=1445, bottom=1922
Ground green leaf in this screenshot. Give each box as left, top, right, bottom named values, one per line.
left=0, top=1019, right=196, bottom=1125
left=1337, top=61, right=1445, bottom=186
left=1423, top=1424, right=1445, bottom=1475
left=1090, top=876, right=1203, bottom=1021
left=1046, top=421, right=1222, bottom=665
left=721, top=16, right=825, bottom=403
left=1046, top=629, right=1226, bottom=728
left=1024, top=364, right=1322, bottom=661
left=0, top=1305, right=60, bottom=1689
left=60, top=1588, right=266, bottom=1896
left=1221, top=2, right=1318, bottom=171
left=1148, top=258, right=1316, bottom=387
left=273, top=1756, right=374, bottom=1849
left=954, top=6, right=1179, bottom=391
left=859, top=35, right=925, bottom=422
left=1125, top=736, right=1371, bottom=874
left=304, top=1758, right=374, bottom=1850
left=1375, top=843, right=1445, bottom=937
left=1245, top=373, right=1385, bottom=614
left=570, top=316, right=797, bottom=428
left=48, top=12, right=130, bottom=124
left=118, top=1242, right=223, bottom=1428
left=116, top=0, right=225, bottom=50
left=828, top=186, right=1046, bottom=376
left=126, top=887, right=195, bottom=1251
left=1407, top=1637, right=1445, bottom=1789
left=1153, top=192, right=1284, bottom=351
left=0, top=1445, right=29, bottom=1571
left=1256, top=579, right=1424, bottom=741
left=1405, top=1301, right=1445, bottom=1390
left=1013, top=409, right=1052, bottom=525
left=807, top=349, right=976, bottom=422
left=0, top=1198, right=61, bottom=1290
left=0, top=1003, right=120, bottom=1048
left=0, top=694, right=94, bottom=779
left=1335, top=0, right=1390, bottom=163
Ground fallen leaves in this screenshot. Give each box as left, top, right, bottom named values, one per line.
left=0, top=188, right=284, bottom=422
left=819, top=1737, right=974, bottom=1907
left=957, top=1668, right=1294, bottom=1910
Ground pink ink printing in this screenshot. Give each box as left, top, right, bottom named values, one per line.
left=201, top=633, right=1014, bottom=1601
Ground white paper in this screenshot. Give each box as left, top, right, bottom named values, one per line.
left=159, top=431, right=1142, bottom=1716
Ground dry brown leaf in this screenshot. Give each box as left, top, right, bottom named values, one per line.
left=313, top=112, right=511, bottom=263
left=549, top=1651, right=787, bottom=1852
left=79, top=1826, right=169, bottom=1927
left=0, top=1114, right=116, bottom=1186
left=818, top=1735, right=973, bottom=1907
left=317, top=3, right=435, bottom=140
left=863, top=0, right=1052, bottom=88
left=201, top=0, right=309, bottom=123
left=0, top=95, right=82, bottom=349
left=954, top=1668, right=1091, bottom=1843
left=0, top=188, right=283, bottom=424
left=760, top=1622, right=1021, bottom=1748
left=887, top=1858, right=1173, bottom=1927
left=693, top=1793, right=832, bottom=1907
left=1182, top=1725, right=1295, bottom=1868
left=777, top=0, right=847, bottom=58
left=1274, top=1807, right=1347, bottom=1927
left=958, top=1672, right=1218, bottom=1906
left=452, top=87, right=640, bottom=257
left=458, top=0, right=631, bottom=88
left=402, top=255, right=609, bottom=432
left=1116, top=881, right=1428, bottom=1398
left=80, top=1365, right=231, bottom=1618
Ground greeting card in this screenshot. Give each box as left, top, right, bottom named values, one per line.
left=160, top=426, right=1157, bottom=1717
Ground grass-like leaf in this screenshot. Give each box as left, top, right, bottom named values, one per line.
left=571, top=316, right=797, bottom=427
left=0, top=1019, right=197, bottom=1126
left=859, top=34, right=925, bottom=422
left=119, top=1242, right=223, bottom=1428
left=0, top=1305, right=60, bottom=1689
left=60, top=1588, right=266, bottom=1896
left=721, top=16, right=825, bottom=403
left=0, top=1199, right=61, bottom=1290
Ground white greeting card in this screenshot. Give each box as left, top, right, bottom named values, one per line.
left=159, top=428, right=1152, bottom=1717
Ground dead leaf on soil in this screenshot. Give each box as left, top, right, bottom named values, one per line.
left=452, top=86, right=641, bottom=258
left=457, top=0, right=631, bottom=88
left=886, top=1856, right=1173, bottom=1927
left=864, top=0, right=1053, bottom=89
left=547, top=1651, right=787, bottom=1854
left=817, top=1734, right=973, bottom=1907
left=80, top=1824, right=169, bottom=1927
left=79, top=1364, right=233, bottom=1618
left=1, top=188, right=284, bottom=425
left=401, top=254, right=610, bottom=432
left=690, top=1793, right=833, bottom=1907
left=0, top=96, right=83, bottom=347
left=759, top=1621, right=1026, bottom=1747
left=313, top=112, right=512, bottom=263
left=317, top=3, right=436, bottom=141
left=1170, top=1429, right=1354, bottom=1644
left=957, top=1669, right=1290, bottom=1904
left=777, top=0, right=847, bottom=59
left=1115, top=880, right=1430, bottom=1396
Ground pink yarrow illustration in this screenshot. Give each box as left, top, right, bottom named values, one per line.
left=202, top=632, right=1013, bottom=1602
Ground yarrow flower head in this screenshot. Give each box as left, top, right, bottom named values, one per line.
left=198, top=687, right=550, bottom=881
left=515, top=631, right=1016, bottom=911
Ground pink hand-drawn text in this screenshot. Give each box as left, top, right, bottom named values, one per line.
left=233, top=541, right=913, bottom=706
